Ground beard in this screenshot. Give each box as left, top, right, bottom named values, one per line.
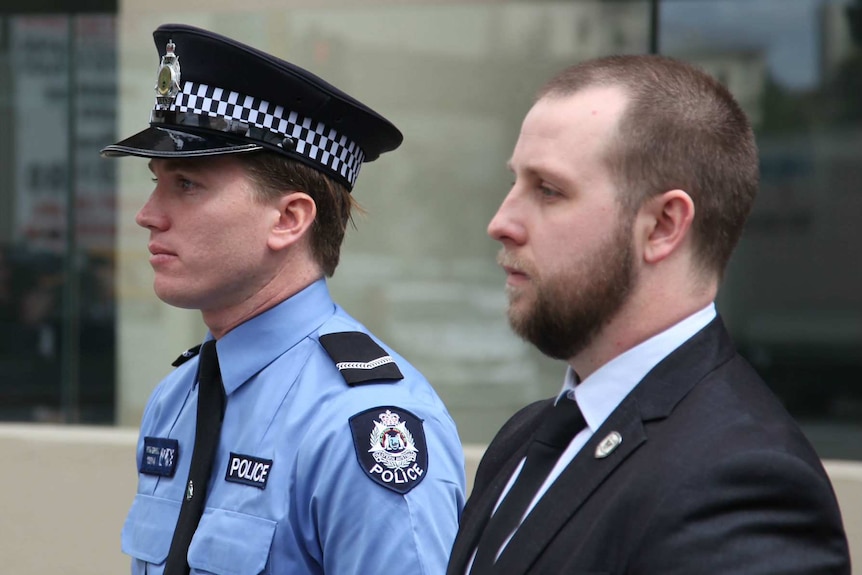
left=502, top=217, right=636, bottom=361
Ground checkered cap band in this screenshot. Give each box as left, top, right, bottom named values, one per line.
left=156, top=81, right=365, bottom=186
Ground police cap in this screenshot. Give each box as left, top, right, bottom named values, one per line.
left=101, top=23, right=403, bottom=190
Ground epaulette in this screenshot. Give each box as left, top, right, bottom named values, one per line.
left=319, top=332, right=404, bottom=386
left=171, top=344, right=202, bottom=367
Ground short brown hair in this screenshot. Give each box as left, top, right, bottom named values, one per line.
left=539, top=54, right=759, bottom=279
left=239, top=153, right=359, bottom=277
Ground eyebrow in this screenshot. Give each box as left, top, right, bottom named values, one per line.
left=508, top=160, right=544, bottom=180
left=148, top=158, right=207, bottom=175
left=509, top=159, right=572, bottom=192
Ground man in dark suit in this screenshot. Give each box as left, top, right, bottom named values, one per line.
left=448, top=55, right=851, bottom=575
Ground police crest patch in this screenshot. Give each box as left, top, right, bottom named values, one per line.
left=349, top=406, right=427, bottom=494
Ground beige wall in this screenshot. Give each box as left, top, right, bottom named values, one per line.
left=0, top=425, right=137, bottom=575
left=0, top=424, right=859, bottom=573
left=827, top=460, right=862, bottom=569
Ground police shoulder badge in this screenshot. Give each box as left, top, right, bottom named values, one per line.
left=349, top=406, right=428, bottom=494
left=171, top=343, right=202, bottom=367
left=319, top=332, right=404, bottom=386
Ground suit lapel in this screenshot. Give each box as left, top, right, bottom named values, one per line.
left=448, top=400, right=554, bottom=574
left=492, top=318, right=735, bottom=575
left=448, top=443, right=528, bottom=572
left=495, top=399, right=647, bottom=575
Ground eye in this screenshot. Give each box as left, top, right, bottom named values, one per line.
left=169, top=174, right=199, bottom=194
left=539, top=184, right=561, bottom=199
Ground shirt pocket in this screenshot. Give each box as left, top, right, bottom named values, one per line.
left=121, top=493, right=180, bottom=565
left=187, top=507, right=277, bottom=575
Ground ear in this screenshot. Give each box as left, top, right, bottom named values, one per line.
left=267, top=192, right=317, bottom=252
left=638, top=189, right=695, bottom=264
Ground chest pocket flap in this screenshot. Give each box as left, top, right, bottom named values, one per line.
left=121, top=493, right=180, bottom=564
left=188, top=508, right=277, bottom=575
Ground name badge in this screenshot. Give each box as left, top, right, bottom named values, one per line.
left=141, top=437, right=179, bottom=477
left=225, top=453, right=273, bottom=489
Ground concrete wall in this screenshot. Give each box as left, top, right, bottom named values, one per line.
left=1, top=424, right=859, bottom=573
left=827, top=459, right=862, bottom=569
left=0, top=425, right=138, bottom=575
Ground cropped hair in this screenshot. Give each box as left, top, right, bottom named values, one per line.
left=239, top=153, right=359, bottom=277
left=539, top=54, right=759, bottom=279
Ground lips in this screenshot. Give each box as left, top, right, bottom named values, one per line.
left=148, top=243, right=176, bottom=257
left=147, top=243, right=178, bottom=266
left=502, top=263, right=525, bottom=276
left=497, top=251, right=530, bottom=283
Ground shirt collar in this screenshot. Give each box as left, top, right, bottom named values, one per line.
left=561, top=303, right=717, bottom=432
left=205, top=278, right=336, bottom=395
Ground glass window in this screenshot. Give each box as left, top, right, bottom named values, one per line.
left=0, top=13, right=117, bottom=423
left=4, top=0, right=858, bottom=464
left=661, top=0, right=862, bottom=459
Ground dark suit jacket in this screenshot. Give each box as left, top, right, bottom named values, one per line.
left=448, top=318, right=851, bottom=575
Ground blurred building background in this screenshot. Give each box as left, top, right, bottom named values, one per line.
left=0, top=0, right=860, bottom=459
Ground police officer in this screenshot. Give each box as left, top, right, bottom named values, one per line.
left=103, top=23, right=465, bottom=575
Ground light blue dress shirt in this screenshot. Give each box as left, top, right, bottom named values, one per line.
left=122, top=279, right=466, bottom=574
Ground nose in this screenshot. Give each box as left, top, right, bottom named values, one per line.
left=135, top=190, right=168, bottom=231
left=487, top=190, right=525, bottom=246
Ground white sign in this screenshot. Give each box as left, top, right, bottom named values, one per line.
left=11, top=16, right=116, bottom=252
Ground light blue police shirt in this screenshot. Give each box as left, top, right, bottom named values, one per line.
left=122, top=279, right=466, bottom=574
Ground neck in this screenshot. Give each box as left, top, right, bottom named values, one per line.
left=570, top=272, right=717, bottom=379
left=203, top=260, right=323, bottom=339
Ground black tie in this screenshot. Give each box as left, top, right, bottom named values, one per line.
left=471, top=396, right=586, bottom=574
left=164, top=340, right=226, bottom=575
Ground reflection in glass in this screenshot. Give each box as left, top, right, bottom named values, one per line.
left=661, top=0, right=862, bottom=459
left=0, top=15, right=117, bottom=423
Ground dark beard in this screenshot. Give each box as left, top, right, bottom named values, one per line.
left=508, top=220, right=635, bottom=361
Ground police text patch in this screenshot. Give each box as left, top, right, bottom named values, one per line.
left=349, top=406, right=427, bottom=494
left=225, top=453, right=273, bottom=489
left=141, top=437, right=179, bottom=477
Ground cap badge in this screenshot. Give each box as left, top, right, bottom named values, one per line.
left=155, top=39, right=181, bottom=109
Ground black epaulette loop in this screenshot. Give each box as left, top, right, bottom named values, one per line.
left=319, top=332, right=404, bottom=386
left=171, top=344, right=202, bottom=367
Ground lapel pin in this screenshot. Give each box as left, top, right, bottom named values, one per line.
left=595, top=431, right=623, bottom=459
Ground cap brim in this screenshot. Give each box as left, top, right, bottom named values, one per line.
left=100, top=126, right=261, bottom=159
